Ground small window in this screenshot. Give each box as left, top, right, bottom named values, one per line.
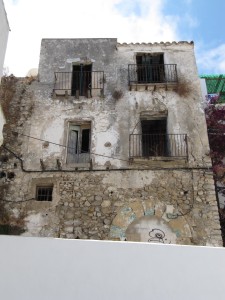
left=36, top=186, right=53, bottom=201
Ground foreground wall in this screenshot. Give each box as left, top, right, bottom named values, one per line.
left=0, top=236, right=225, bottom=300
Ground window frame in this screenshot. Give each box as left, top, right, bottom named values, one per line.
left=66, top=121, right=91, bottom=164
left=36, top=185, right=53, bottom=202
left=71, top=63, right=92, bottom=97
left=141, top=118, right=167, bottom=157
left=135, top=52, right=165, bottom=84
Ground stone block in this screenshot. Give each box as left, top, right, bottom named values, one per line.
left=64, top=226, right=74, bottom=233
left=101, top=200, right=111, bottom=208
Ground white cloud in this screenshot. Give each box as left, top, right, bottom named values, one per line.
left=184, top=0, right=192, bottom=4
left=4, top=0, right=179, bottom=76
left=197, top=44, right=225, bottom=74
left=183, top=13, right=198, bottom=28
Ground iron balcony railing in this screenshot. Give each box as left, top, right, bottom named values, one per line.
left=128, top=64, right=178, bottom=85
left=129, top=134, right=187, bottom=159
left=54, top=71, right=104, bottom=97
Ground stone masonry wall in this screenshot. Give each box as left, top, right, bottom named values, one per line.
left=1, top=168, right=222, bottom=246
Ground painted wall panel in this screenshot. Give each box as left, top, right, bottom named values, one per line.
left=0, top=236, right=224, bottom=300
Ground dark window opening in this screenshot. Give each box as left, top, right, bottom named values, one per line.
left=141, top=119, right=167, bottom=156
left=36, top=186, right=53, bottom=201
left=71, top=64, right=92, bottom=97
left=0, top=171, right=6, bottom=179
left=136, top=53, right=164, bottom=83
left=67, top=124, right=91, bottom=164
left=7, top=172, right=15, bottom=179
left=81, top=129, right=90, bottom=153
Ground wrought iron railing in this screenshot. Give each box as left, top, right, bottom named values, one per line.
left=129, top=134, right=187, bottom=159
left=128, top=64, right=178, bottom=85
left=54, top=71, right=104, bottom=97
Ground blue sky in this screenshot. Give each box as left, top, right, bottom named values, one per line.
left=3, top=0, right=225, bottom=76
left=165, top=0, right=224, bottom=46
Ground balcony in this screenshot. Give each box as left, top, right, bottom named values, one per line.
left=128, top=64, right=178, bottom=91
left=129, top=133, right=188, bottom=162
left=53, top=71, right=104, bottom=98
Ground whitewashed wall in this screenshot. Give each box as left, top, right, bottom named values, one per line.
left=0, top=0, right=9, bottom=144
left=0, top=0, right=9, bottom=77
left=0, top=235, right=224, bottom=300
left=200, top=78, right=208, bottom=103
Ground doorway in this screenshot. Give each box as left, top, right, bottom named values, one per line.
left=71, top=64, right=92, bottom=97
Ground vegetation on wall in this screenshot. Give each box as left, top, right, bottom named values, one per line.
left=0, top=75, right=18, bottom=123
left=205, top=103, right=225, bottom=245
left=175, top=78, right=192, bottom=97
left=0, top=199, right=25, bottom=235
left=112, top=89, right=123, bottom=100
left=205, top=104, right=225, bottom=175
left=0, top=75, right=33, bottom=235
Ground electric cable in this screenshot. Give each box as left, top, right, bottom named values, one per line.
left=5, top=130, right=213, bottom=171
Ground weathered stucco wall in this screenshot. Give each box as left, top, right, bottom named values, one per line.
left=0, top=39, right=222, bottom=246
left=24, top=84, right=210, bottom=169
left=33, top=40, right=210, bottom=169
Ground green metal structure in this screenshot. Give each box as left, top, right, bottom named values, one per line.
left=200, top=74, right=225, bottom=102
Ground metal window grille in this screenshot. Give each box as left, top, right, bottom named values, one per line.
left=54, top=71, right=104, bottom=97
left=129, top=133, right=188, bottom=159
left=128, top=64, right=178, bottom=85
left=36, top=186, right=53, bottom=201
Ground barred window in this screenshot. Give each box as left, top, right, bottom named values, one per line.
left=36, top=186, right=53, bottom=201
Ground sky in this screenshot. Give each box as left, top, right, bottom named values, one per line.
left=3, top=0, right=225, bottom=76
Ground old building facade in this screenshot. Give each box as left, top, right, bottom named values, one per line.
left=0, top=38, right=222, bottom=246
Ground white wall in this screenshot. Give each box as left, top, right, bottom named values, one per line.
left=0, top=235, right=224, bottom=300
left=200, top=78, right=208, bottom=103
left=0, top=0, right=9, bottom=77
left=0, top=0, right=9, bottom=144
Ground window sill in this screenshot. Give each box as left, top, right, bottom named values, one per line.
left=129, top=82, right=177, bottom=91
left=129, top=156, right=187, bottom=168
left=65, top=162, right=91, bottom=169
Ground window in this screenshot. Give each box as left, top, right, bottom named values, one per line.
left=71, top=64, right=92, bottom=97
left=136, top=53, right=164, bottom=83
left=141, top=119, right=167, bottom=156
left=67, top=123, right=91, bottom=164
left=36, top=186, right=53, bottom=201
left=130, top=113, right=187, bottom=160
